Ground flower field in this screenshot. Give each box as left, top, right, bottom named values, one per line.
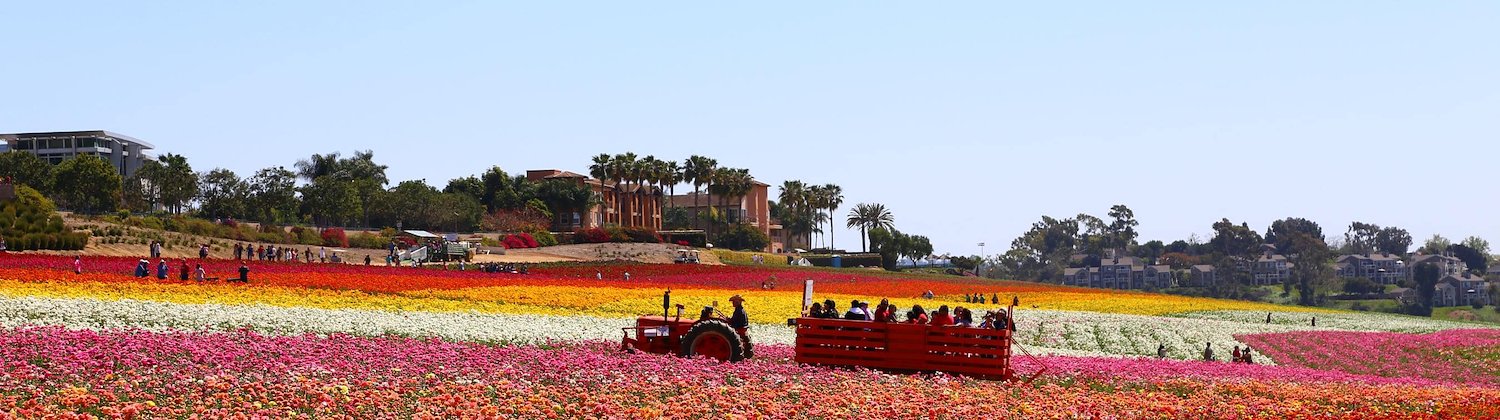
left=1, top=253, right=1498, bottom=418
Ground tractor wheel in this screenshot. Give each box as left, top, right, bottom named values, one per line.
left=679, top=320, right=745, bottom=362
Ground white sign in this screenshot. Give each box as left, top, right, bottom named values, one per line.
left=802, top=280, right=814, bottom=315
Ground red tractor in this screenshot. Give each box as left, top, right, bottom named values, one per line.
left=621, top=290, right=754, bottom=362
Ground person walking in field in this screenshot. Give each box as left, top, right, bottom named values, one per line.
left=73, top=256, right=82, bottom=274
left=179, top=260, right=190, bottom=281
left=1202, top=342, right=1215, bottom=361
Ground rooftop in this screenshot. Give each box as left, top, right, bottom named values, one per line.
left=0, top=130, right=155, bottom=149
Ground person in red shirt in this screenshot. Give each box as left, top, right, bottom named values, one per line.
left=930, top=305, right=955, bottom=326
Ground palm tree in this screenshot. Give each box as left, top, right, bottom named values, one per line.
left=294, top=152, right=342, bottom=182
left=820, top=184, right=843, bottom=250
left=846, top=203, right=895, bottom=253
left=588, top=154, right=612, bottom=224
left=663, top=160, right=681, bottom=208
left=806, top=185, right=827, bottom=249
left=779, top=180, right=808, bottom=249
left=684, top=155, right=717, bottom=235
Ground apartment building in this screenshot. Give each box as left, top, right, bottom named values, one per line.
left=1251, top=252, right=1293, bottom=286
left=1410, top=254, right=1469, bottom=278
left=668, top=181, right=785, bottom=252
left=0, top=130, right=155, bottom=177
left=1334, top=253, right=1407, bottom=285
left=524, top=169, right=660, bottom=232
left=1432, top=273, right=1492, bottom=307
left=1062, top=253, right=1174, bottom=289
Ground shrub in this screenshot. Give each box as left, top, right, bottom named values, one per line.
left=502, top=235, right=526, bottom=249
left=519, top=233, right=540, bottom=248
left=713, top=223, right=769, bottom=251
left=0, top=196, right=88, bottom=251
left=347, top=232, right=387, bottom=249
left=573, top=227, right=611, bottom=244
left=622, top=226, right=662, bottom=243
left=530, top=230, right=558, bottom=247
left=293, top=227, right=323, bottom=245
left=321, top=227, right=349, bottom=247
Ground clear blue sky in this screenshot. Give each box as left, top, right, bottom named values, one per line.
left=3, top=1, right=1497, bottom=255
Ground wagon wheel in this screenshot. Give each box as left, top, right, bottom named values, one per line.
left=679, top=320, right=745, bottom=362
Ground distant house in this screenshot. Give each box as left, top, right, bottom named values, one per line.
left=1190, top=265, right=1216, bottom=287
left=1251, top=250, right=1292, bottom=286
left=1432, top=273, right=1491, bottom=307
left=1062, top=251, right=1173, bottom=290
left=1410, top=254, right=1468, bottom=279
left=1335, top=253, right=1407, bottom=285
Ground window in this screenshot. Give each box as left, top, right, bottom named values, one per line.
left=47, top=139, right=67, bottom=149
left=16, top=140, right=33, bottom=150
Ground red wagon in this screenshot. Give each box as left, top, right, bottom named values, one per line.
left=792, top=318, right=1014, bottom=380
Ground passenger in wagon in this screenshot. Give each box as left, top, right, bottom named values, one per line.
left=872, top=300, right=891, bottom=322
left=822, top=299, right=838, bottom=318
left=906, top=305, right=929, bottom=325
left=930, top=305, right=955, bottom=326
left=807, top=302, right=824, bottom=318
left=954, top=307, right=974, bottom=327
left=843, top=300, right=867, bottom=321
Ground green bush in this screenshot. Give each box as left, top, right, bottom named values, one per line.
left=293, top=227, right=323, bottom=245
left=714, top=223, right=769, bottom=251
left=0, top=192, right=88, bottom=251
left=529, top=229, right=558, bottom=247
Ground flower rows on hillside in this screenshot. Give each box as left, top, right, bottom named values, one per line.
left=1238, top=329, right=1500, bottom=386
left=4, top=327, right=1497, bottom=419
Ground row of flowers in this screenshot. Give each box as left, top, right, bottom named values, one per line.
left=0, top=254, right=1320, bottom=316
left=6, top=291, right=1488, bottom=365
left=4, top=327, right=1496, bottom=419
left=1237, top=329, right=1500, bottom=386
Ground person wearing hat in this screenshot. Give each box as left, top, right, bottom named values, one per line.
left=155, top=259, right=169, bottom=280
left=134, top=260, right=149, bottom=278
left=728, top=295, right=749, bottom=329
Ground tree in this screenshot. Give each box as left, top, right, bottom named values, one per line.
left=683, top=155, right=717, bottom=234
left=1106, top=204, right=1139, bottom=250
left=1410, top=263, right=1441, bottom=316
left=819, top=184, right=843, bottom=250
left=299, top=176, right=362, bottom=227
left=1448, top=244, right=1488, bottom=274
left=197, top=168, right=248, bottom=220
left=1265, top=218, right=1322, bottom=255
left=1461, top=236, right=1490, bottom=258
left=52, top=155, right=121, bottom=213
left=294, top=150, right=388, bottom=225
left=588, top=154, right=612, bottom=216
left=1287, top=232, right=1332, bottom=306
left=1344, top=222, right=1381, bottom=255
left=0, top=151, right=54, bottom=194
left=1342, top=276, right=1381, bottom=295
left=1165, top=240, right=1192, bottom=254
left=443, top=176, right=485, bottom=203
left=902, top=234, right=933, bottom=268
left=1208, top=219, right=1263, bottom=295
left=868, top=227, right=901, bottom=270
left=535, top=179, right=595, bottom=226
left=846, top=202, right=895, bottom=252
left=715, top=223, right=770, bottom=251
left=1374, top=227, right=1412, bottom=255
left=154, top=153, right=199, bottom=214
left=999, top=215, right=1080, bottom=282
left=247, top=167, right=298, bottom=224
left=1422, top=234, right=1452, bottom=254
left=1134, top=240, right=1165, bottom=264
left=1158, top=252, right=1199, bottom=270
left=121, top=161, right=162, bottom=213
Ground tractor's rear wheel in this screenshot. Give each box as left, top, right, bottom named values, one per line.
left=679, top=320, right=745, bottom=362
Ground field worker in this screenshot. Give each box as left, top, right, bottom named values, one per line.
left=1157, top=344, right=1167, bottom=358
left=73, top=256, right=82, bottom=274
left=135, top=259, right=149, bottom=277
left=624, top=271, right=631, bottom=281
left=596, top=271, right=603, bottom=280
left=728, top=295, right=749, bottom=329
left=179, top=260, right=190, bottom=281
left=237, top=263, right=250, bottom=283
left=194, top=264, right=206, bottom=281
left=156, top=259, right=168, bottom=279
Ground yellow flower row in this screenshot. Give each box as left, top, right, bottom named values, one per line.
left=0, top=278, right=1325, bottom=326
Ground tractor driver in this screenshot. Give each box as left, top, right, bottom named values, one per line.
left=728, top=295, right=749, bottom=329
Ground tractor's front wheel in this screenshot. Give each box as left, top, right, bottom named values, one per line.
left=679, top=320, right=746, bottom=362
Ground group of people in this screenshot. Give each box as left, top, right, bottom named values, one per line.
left=805, top=298, right=1014, bottom=331
left=479, top=262, right=529, bottom=274
left=1189, top=342, right=1255, bottom=363
left=131, top=258, right=250, bottom=283
left=235, top=243, right=334, bottom=264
